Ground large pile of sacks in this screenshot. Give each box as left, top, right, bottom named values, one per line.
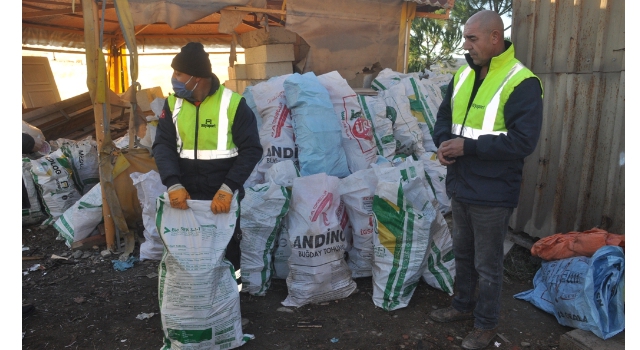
left=22, top=121, right=103, bottom=247
left=235, top=68, right=456, bottom=310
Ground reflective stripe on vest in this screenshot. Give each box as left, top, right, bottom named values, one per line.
left=172, top=98, right=184, bottom=153
left=451, top=66, right=472, bottom=108
left=171, top=87, right=239, bottom=160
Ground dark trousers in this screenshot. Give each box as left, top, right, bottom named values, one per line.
left=450, top=197, right=513, bottom=330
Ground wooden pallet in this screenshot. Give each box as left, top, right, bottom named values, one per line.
left=22, top=90, right=132, bottom=142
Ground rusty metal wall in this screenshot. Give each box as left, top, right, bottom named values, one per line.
left=510, top=0, right=625, bottom=237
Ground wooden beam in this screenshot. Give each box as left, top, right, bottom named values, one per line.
left=23, top=4, right=114, bottom=18
left=415, top=9, right=451, bottom=20
left=23, top=23, right=116, bottom=38
left=23, top=0, right=76, bottom=5
left=222, top=5, right=286, bottom=15
left=134, top=34, right=233, bottom=39
left=22, top=46, right=87, bottom=54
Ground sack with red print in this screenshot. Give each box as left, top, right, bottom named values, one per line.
left=317, top=71, right=378, bottom=173
left=282, top=172, right=356, bottom=307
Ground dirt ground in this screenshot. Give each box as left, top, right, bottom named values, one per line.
left=22, top=222, right=577, bottom=350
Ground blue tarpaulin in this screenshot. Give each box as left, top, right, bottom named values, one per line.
left=514, top=246, right=624, bottom=339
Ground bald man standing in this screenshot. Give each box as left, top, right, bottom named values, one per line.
left=430, top=10, right=543, bottom=349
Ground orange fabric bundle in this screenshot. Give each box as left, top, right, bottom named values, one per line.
left=530, top=228, right=625, bottom=261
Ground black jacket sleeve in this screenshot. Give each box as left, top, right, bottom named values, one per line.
left=152, top=100, right=182, bottom=188
left=463, top=77, right=543, bottom=160
left=432, top=78, right=455, bottom=148
left=224, top=98, right=262, bottom=193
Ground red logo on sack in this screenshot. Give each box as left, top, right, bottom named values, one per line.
left=310, top=191, right=333, bottom=223
left=351, top=117, right=372, bottom=140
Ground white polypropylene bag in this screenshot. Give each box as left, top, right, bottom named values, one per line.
left=242, top=85, right=262, bottom=131
left=317, top=71, right=377, bottom=173
left=53, top=184, right=103, bottom=248
left=379, top=84, right=426, bottom=158
left=22, top=158, right=47, bottom=225
left=251, top=160, right=299, bottom=282
left=156, top=193, right=247, bottom=350
left=418, top=152, right=451, bottom=214
left=282, top=173, right=356, bottom=307
left=55, top=137, right=100, bottom=194
left=424, top=71, right=453, bottom=98
left=272, top=223, right=292, bottom=280
left=358, top=95, right=396, bottom=160
left=338, top=168, right=378, bottom=278
left=421, top=209, right=455, bottom=295
left=246, top=75, right=298, bottom=188
left=30, top=149, right=81, bottom=225
left=284, top=72, right=350, bottom=178
left=240, top=180, right=291, bottom=296
left=130, top=170, right=167, bottom=261
left=371, top=159, right=434, bottom=311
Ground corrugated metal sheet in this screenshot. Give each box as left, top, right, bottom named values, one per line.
left=510, top=0, right=624, bottom=237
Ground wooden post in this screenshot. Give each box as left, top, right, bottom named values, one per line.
left=82, top=0, right=121, bottom=252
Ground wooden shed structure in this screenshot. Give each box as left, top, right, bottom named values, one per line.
left=21, top=0, right=453, bottom=253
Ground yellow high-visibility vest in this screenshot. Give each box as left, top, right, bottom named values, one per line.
left=168, top=86, right=242, bottom=159
left=451, top=44, right=542, bottom=139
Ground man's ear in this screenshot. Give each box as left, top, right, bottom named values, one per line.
left=491, top=30, right=500, bottom=44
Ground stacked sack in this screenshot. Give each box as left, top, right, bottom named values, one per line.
left=238, top=69, right=456, bottom=309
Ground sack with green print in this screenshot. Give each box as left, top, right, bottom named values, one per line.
left=417, top=152, right=451, bottom=214
left=338, top=167, right=379, bottom=278
left=156, top=192, right=250, bottom=350
left=53, top=183, right=103, bottom=248
left=421, top=209, right=455, bottom=295
left=379, top=83, right=426, bottom=158
left=30, top=149, right=81, bottom=225
left=240, top=160, right=296, bottom=296
left=371, top=69, right=442, bottom=153
left=22, top=157, right=47, bottom=225
left=371, top=158, right=435, bottom=311
left=53, top=137, right=100, bottom=195
left=358, top=94, right=396, bottom=161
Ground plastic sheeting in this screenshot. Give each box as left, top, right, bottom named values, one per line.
left=285, top=0, right=404, bottom=79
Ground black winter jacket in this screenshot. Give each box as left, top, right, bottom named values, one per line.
left=152, top=75, right=262, bottom=200
left=432, top=48, right=543, bottom=208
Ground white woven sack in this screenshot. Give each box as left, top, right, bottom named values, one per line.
left=240, top=181, right=291, bottom=296
left=56, top=137, right=99, bottom=194
left=22, top=158, right=47, bottom=225
left=156, top=193, right=248, bottom=350
left=130, top=170, right=167, bottom=261
left=417, top=152, right=450, bottom=214
left=317, top=71, right=378, bottom=173
left=53, top=184, right=103, bottom=248
left=272, top=223, right=292, bottom=280
left=379, top=84, right=426, bottom=158
left=282, top=173, right=356, bottom=307
left=338, top=168, right=378, bottom=278
left=247, top=74, right=298, bottom=187
left=30, top=149, right=81, bottom=225
left=371, top=158, right=435, bottom=311
left=358, top=95, right=396, bottom=160
left=421, top=209, right=455, bottom=295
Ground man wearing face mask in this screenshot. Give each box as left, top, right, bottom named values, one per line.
left=153, top=42, right=262, bottom=289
